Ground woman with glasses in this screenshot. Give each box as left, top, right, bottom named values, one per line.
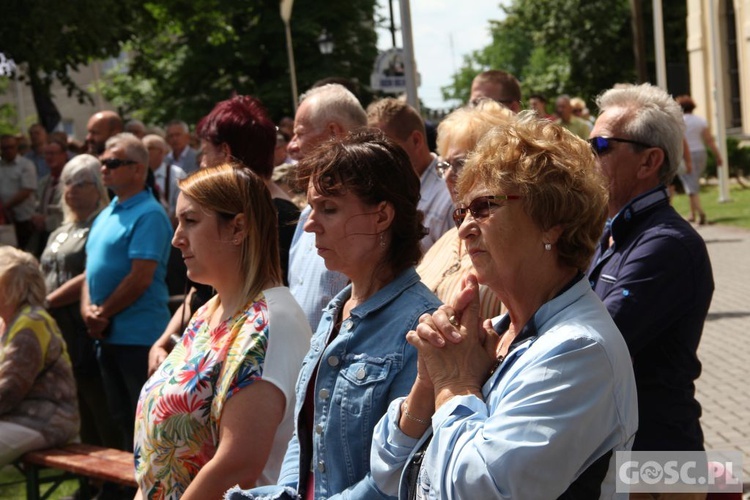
left=417, top=100, right=511, bottom=320
left=226, top=129, right=441, bottom=500
left=39, top=155, right=120, bottom=451
left=371, top=113, right=638, bottom=498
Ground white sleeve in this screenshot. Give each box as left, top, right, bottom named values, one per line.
left=262, top=287, right=312, bottom=414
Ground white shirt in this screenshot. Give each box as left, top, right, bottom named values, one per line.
left=418, top=155, right=454, bottom=252
left=153, top=162, right=186, bottom=216
left=0, top=155, right=38, bottom=221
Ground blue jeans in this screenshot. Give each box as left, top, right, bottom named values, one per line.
left=97, top=343, right=150, bottom=452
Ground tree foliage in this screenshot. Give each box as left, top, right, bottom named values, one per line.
left=102, top=0, right=379, bottom=125
left=0, top=0, right=144, bottom=105
left=0, top=78, right=18, bottom=135
left=443, top=0, right=689, bottom=111
left=1, top=0, right=378, bottom=127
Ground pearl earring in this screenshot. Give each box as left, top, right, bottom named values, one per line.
left=544, top=243, right=552, bottom=251
left=379, top=233, right=386, bottom=248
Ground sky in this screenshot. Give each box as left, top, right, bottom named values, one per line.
left=375, top=0, right=507, bottom=111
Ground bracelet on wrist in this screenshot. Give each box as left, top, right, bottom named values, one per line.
left=402, top=400, right=430, bottom=426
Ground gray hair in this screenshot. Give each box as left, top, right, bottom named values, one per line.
left=166, top=119, right=190, bottom=134
left=105, top=132, right=149, bottom=167
left=142, top=134, right=169, bottom=153
left=596, top=83, right=685, bottom=184
left=125, top=118, right=145, bottom=129
left=60, top=154, right=110, bottom=222
left=300, top=84, right=367, bottom=133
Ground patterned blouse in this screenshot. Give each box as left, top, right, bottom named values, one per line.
left=134, top=294, right=272, bottom=499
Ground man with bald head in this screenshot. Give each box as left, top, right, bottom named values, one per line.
left=287, top=83, right=368, bottom=329
left=469, top=70, right=522, bottom=113
left=86, top=110, right=123, bottom=155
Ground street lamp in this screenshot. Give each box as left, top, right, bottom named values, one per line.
left=279, top=0, right=298, bottom=111
left=317, top=30, right=334, bottom=55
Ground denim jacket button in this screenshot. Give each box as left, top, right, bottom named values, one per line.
left=342, top=319, right=353, bottom=330
left=319, top=388, right=330, bottom=400
left=356, top=367, right=366, bottom=380
left=327, top=355, right=340, bottom=367
left=317, top=460, right=326, bottom=472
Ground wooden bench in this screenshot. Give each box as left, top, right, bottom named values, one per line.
left=18, top=443, right=136, bottom=500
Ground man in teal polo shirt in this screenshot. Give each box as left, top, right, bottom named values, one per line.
left=82, top=132, right=172, bottom=452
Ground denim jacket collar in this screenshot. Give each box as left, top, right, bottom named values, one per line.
left=323, top=267, right=421, bottom=320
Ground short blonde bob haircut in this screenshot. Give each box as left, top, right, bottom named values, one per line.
left=177, top=164, right=281, bottom=302
left=0, top=246, right=47, bottom=311
left=457, top=112, right=608, bottom=271
left=436, top=99, right=513, bottom=157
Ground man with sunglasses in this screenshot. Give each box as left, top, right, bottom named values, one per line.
left=82, top=133, right=173, bottom=456
left=587, top=84, right=714, bottom=473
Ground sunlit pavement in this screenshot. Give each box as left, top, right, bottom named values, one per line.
left=691, top=223, right=750, bottom=493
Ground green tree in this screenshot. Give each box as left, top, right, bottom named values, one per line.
left=442, top=14, right=533, bottom=105
left=442, top=0, right=640, bottom=109
left=0, top=0, right=145, bottom=129
left=0, top=78, right=18, bottom=135
left=102, top=0, right=379, bottom=125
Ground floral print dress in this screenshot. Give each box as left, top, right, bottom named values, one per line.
left=134, top=294, right=271, bottom=499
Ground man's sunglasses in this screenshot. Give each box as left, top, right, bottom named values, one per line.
left=101, top=158, right=137, bottom=169
left=452, top=195, right=520, bottom=228
left=588, top=136, right=654, bottom=156
left=436, top=157, right=466, bottom=179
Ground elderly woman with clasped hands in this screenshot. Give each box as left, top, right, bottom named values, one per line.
left=370, top=113, right=639, bottom=499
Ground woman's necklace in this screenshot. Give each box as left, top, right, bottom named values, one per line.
left=488, top=332, right=514, bottom=376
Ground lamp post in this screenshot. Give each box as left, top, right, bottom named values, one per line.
left=317, top=29, right=334, bottom=55
left=317, top=29, right=334, bottom=77
left=280, top=0, right=299, bottom=112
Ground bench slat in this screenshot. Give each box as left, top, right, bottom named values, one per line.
left=22, top=444, right=137, bottom=488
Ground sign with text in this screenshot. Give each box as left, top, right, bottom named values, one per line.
left=616, top=450, right=743, bottom=493
left=370, top=48, right=419, bottom=94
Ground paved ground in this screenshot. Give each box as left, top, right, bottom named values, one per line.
left=691, top=223, right=750, bottom=494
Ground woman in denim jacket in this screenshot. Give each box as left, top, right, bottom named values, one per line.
left=227, top=130, right=441, bottom=500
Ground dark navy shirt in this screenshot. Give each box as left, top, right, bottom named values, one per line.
left=588, top=185, right=714, bottom=451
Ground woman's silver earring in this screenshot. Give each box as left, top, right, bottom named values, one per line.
left=379, top=233, right=386, bottom=248
left=544, top=242, right=552, bottom=251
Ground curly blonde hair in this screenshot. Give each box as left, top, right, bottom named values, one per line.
left=436, top=100, right=513, bottom=157
left=457, top=112, right=608, bottom=271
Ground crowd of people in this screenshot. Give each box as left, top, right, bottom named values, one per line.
left=0, top=71, right=720, bottom=500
